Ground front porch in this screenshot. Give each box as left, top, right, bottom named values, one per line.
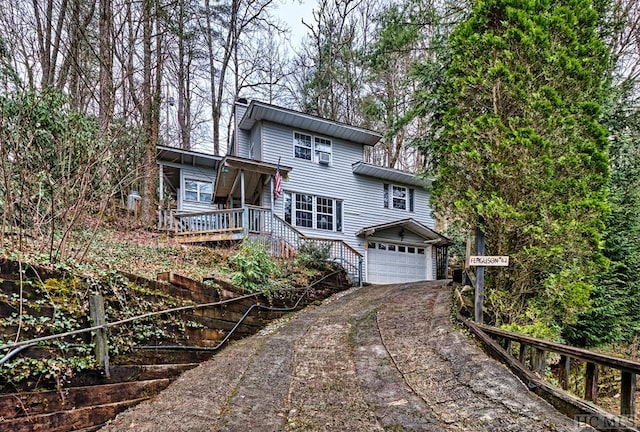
left=158, top=206, right=286, bottom=243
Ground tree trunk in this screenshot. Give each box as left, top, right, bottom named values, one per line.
left=99, top=0, right=114, bottom=133
left=140, top=0, right=158, bottom=226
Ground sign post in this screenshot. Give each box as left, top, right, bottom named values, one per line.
left=475, top=221, right=485, bottom=324
left=468, top=217, right=509, bottom=324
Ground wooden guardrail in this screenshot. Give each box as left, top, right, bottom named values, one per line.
left=459, top=315, right=640, bottom=431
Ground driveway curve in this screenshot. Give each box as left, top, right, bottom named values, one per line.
left=101, top=281, right=593, bottom=432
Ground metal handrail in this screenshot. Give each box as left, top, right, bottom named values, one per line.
left=139, top=270, right=342, bottom=352
left=0, top=270, right=342, bottom=364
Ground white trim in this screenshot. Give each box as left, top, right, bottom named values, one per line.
left=293, top=131, right=312, bottom=161
left=391, top=184, right=408, bottom=210
left=285, top=190, right=342, bottom=232
left=292, top=130, right=333, bottom=166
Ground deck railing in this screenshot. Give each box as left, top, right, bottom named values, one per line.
left=159, top=208, right=244, bottom=234
left=300, top=237, right=363, bottom=285
left=158, top=206, right=362, bottom=284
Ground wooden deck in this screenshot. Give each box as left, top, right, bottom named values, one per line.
left=158, top=206, right=363, bottom=284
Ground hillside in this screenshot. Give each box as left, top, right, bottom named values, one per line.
left=0, top=218, right=335, bottom=394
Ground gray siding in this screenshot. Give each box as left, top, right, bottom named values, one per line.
left=259, top=121, right=435, bottom=261
left=249, top=124, right=262, bottom=160
left=371, top=229, right=426, bottom=245
left=235, top=102, right=251, bottom=158
left=179, top=166, right=217, bottom=212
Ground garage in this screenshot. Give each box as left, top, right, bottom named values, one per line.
left=366, top=241, right=430, bottom=284
left=356, top=218, right=450, bottom=284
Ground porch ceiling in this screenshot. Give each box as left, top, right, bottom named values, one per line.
left=157, top=145, right=222, bottom=169
left=214, top=156, right=292, bottom=202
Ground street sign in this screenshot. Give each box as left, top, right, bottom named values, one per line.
left=469, top=256, right=509, bottom=267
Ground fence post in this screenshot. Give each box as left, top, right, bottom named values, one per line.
left=89, top=294, right=110, bottom=378
left=519, top=344, right=527, bottom=364
left=585, top=362, right=598, bottom=402
left=621, top=371, right=636, bottom=419
left=559, top=355, right=570, bottom=390
left=358, top=256, right=363, bottom=287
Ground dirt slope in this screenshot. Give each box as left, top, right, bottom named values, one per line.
left=100, top=281, right=593, bottom=432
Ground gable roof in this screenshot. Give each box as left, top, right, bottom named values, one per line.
left=238, top=100, right=382, bottom=146
left=352, top=161, right=431, bottom=188
left=355, top=218, right=450, bottom=246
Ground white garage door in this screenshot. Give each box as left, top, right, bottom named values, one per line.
left=367, top=241, right=430, bottom=284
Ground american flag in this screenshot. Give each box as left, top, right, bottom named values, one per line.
left=274, top=158, right=282, bottom=200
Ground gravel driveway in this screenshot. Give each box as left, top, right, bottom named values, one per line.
left=100, top=281, right=593, bottom=432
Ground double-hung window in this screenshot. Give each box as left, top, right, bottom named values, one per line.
left=316, top=197, right=334, bottom=230
left=295, top=193, right=313, bottom=228
left=294, top=132, right=332, bottom=164
left=294, top=132, right=312, bottom=160
left=184, top=179, right=213, bottom=203
left=384, top=183, right=414, bottom=211
left=314, top=137, right=332, bottom=164
left=284, top=191, right=342, bottom=231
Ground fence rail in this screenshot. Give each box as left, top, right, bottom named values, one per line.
left=459, top=269, right=640, bottom=431
left=0, top=271, right=342, bottom=374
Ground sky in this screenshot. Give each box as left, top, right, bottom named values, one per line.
left=276, top=0, right=315, bottom=46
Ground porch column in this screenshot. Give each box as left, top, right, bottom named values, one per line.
left=269, top=176, right=275, bottom=234
left=157, top=163, right=164, bottom=229
left=241, top=169, right=247, bottom=234
left=158, top=163, right=164, bottom=203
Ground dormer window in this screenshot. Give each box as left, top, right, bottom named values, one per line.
left=293, top=132, right=332, bottom=165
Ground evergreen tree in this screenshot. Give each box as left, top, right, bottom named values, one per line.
left=426, top=0, right=610, bottom=338
left=566, top=84, right=640, bottom=346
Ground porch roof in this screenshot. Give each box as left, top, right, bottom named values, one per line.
left=214, top=156, right=293, bottom=201
left=238, top=101, right=382, bottom=146
left=356, top=218, right=450, bottom=246
left=157, top=145, right=222, bottom=169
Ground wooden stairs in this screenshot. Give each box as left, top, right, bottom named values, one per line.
left=0, top=357, right=209, bottom=431
left=0, top=263, right=353, bottom=431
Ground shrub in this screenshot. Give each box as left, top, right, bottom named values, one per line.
left=228, top=240, right=278, bottom=295
left=295, top=241, right=332, bottom=270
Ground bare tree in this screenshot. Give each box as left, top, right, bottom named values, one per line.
left=139, top=0, right=163, bottom=224
left=99, top=0, right=114, bottom=132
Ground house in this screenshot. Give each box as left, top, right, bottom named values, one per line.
left=157, top=99, right=450, bottom=284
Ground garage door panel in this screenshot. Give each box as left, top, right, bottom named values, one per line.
left=367, top=241, right=430, bottom=284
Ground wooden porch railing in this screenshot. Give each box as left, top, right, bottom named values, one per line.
left=159, top=208, right=244, bottom=234
left=158, top=206, right=363, bottom=285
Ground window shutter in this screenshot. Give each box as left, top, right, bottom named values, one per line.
left=383, top=184, right=389, bottom=208
left=336, top=200, right=343, bottom=232
left=409, top=188, right=415, bottom=212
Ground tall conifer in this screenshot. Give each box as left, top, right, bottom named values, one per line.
left=430, top=0, right=610, bottom=337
